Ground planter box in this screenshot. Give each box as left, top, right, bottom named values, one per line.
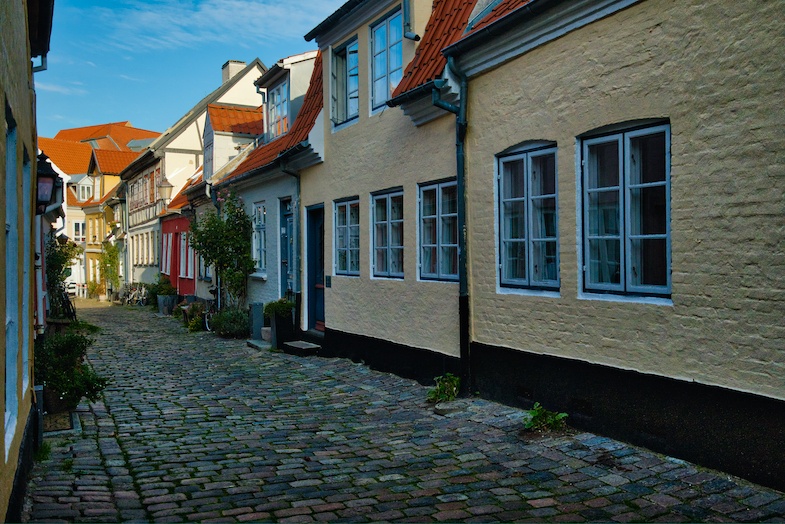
left=271, top=313, right=295, bottom=349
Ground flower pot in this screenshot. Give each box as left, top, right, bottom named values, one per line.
left=271, top=313, right=295, bottom=348
left=157, top=294, right=177, bottom=315
left=42, top=386, right=78, bottom=414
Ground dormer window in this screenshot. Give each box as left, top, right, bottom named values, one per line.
left=268, top=79, right=289, bottom=139
left=332, top=39, right=359, bottom=126
left=78, top=184, right=92, bottom=202
left=371, top=10, right=403, bottom=110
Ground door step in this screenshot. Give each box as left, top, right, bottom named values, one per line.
left=283, top=340, right=321, bottom=357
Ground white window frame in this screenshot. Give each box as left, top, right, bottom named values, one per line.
left=370, top=9, right=403, bottom=110
left=372, top=191, right=404, bottom=279
left=334, top=198, right=360, bottom=276
left=252, top=202, right=267, bottom=273
left=498, top=146, right=559, bottom=289
left=581, top=123, right=671, bottom=297
left=268, top=79, right=289, bottom=139
left=419, top=180, right=458, bottom=281
left=332, top=38, right=360, bottom=127
left=179, top=233, right=187, bottom=278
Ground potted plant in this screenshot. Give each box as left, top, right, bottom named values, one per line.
left=264, top=298, right=295, bottom=348
left=154, top=274, right=178, bottom=315
left=35, top=331, right=108, bottom=413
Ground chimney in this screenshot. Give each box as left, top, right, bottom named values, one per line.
left=222, top=60, right=246, bottom=84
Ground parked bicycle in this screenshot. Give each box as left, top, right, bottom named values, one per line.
left=123, top=285, right=148, bottom=306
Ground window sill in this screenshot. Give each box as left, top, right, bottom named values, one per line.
left=578, top=291, right=673, bottom=307
left=497, top=287, right=560, bottom=299
left=331, top=117, right=358, bottom=133
left=250, top=272, right=268, bottom=282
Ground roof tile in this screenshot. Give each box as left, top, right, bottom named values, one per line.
left=207, top=104, right=265, bottom=135
left=93, top=150, right=143, bottom=175
left=391, top=0, right=479, bottom=98
left=38, top=137, right=93, bottom=175
left=54, top=121, right=160, bottom=151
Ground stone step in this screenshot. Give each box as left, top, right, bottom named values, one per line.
left=283, top=340, right=321, bottom=357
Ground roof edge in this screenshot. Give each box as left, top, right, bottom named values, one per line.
left=304, top=0, right=366, bottom=41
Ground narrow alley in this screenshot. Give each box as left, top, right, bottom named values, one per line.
left=24, top=301, right=785, bottom=522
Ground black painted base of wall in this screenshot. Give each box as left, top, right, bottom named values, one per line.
left=5, top=405, right=38, bottom=523
left=471, top=342, right=785, bottom=493
left=323, top=328, right=461, bottom=386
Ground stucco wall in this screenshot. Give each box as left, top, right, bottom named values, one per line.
left=465, top=0, right=785, bottom=399
left=0, top=0, right=38, bottom=516
left=302, top=0, right=461, bottom=355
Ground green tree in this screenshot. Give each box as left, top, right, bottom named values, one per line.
left=98, top=242, right=120, bottom=292
left=45, top=235, right=83, bottom=319
left=189, top=190, right=254, bottom=306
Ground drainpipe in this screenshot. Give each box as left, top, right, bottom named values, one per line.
left=34, top=215, right=45, bottom=335
left=432, top=57, right=471, bottom=390
left=281, top=162, right=302, bottom=333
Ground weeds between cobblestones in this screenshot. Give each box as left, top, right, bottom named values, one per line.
left=21, top=300, right=785, bottom=522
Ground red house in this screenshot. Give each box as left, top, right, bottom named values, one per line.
left=159, top=170, right=202, bottom=296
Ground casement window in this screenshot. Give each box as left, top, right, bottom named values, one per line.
left=498, top=146, right=559, bottom=289
left=371, top=10, right=403, bottom=109
left=252, top=202, right=267, bottom=273
left=335, top=198, right=360, bottom=275
left=79, top=184, right=92, bottom=202
left=419, top=181, right=458, bottom=281
left=74, top=222, right=85, bottom=242
left=332, top=39, right=359, bottom=126
left=5, top=115, right=19, bottom=451
left=179, top=233, right=187, bottom=277
left=582, top=123, right=671, bottom=296
left=268, top=79, right=289, bottom=139
left=372, top=191, right=403, bottom=278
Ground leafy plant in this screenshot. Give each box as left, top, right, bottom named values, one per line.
left=98, top=242, right=121, bottom=293
left=524, top=402, right=568, bottom=431
left=65, top=319, right=100, bottom=335
left=189, top=191, right=254, bottom=307
left=263, top=298, right=295, bottom=320
left=34, top=441, right=51, bottom=462
left=188, top=314, right=204, bottom=332
left=209, top=308, right=250, bottom=338
left=172, top=302, right=184, bottom=320
left=35, top=332, right=108, bottom=412
left=86, top=280, right=103, bottom=298
left=45, top=236, right=83, bottom=320
left=427, top=373, right=460, bottom=404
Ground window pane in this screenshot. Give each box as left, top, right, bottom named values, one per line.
left=588, top=190, right=620, bottom=236
left=630, top=238, right=667, bottom=287
left=422, top=246, right=436, bottom=274
left=375, top=223, right=388, bottom=247
left=531, top=153, right=556, bottom=196
left=375, top=199, right=387, bottom=222
left=389, top=42, right=402, bottom=71
left=349, top=249, right=360, bottom=272
left=587, top=141, right=619, bottom=189
left=422, top=189, right=436, bottom=216
left=391, top=195, right=403, bottom=220
left=389, top=13, right=403, bottom=42
left=390, top=222, right=403, bottom=247
left=337, top=250, right=347, bottom=271
left=441, top=215, right=457, bottom=244
left=531, top=197, right=557, bottom=239
left=349, top=203, right=359, bottom=225
left=441, top=246, right=458, bottom=276
left=503, top=201, right=525, bottom=240
left=389, top=68, right=403, bottom=92
left=347, top=43, right=358, bottom=69
left=373, top=24, right=386, bottom=54
left=337, top=205, right=347, bottom=226
left=390, top=247, right=403, bottom=274
left=349, top=225, right=359, bottom=249
left=630, top=185, right=667, bottom=235
left=375, top=248, right=388, bottom=273
left=504, top=241, right=526, bottom=281
left=589, top=239, right=621, bottom=284
left=422, top=217, right=436, bottom=244
left=441, top=185, right=457, bottom=214
left=630, top=132, right=666, bottom=184
left=374, top=52, right=387, bottom=80
left=532, top=240, right=558, bottom=283
left=503, top=159, right=525, bottom=199
left=373, top=78, right=387, bottom=103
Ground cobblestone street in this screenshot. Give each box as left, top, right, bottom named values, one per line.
left=23, top=300, right=785, bottom=522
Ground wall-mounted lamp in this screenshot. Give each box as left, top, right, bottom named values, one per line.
left=158, top=178, right=174, bottom=203
left=36, top=153, right=58, bottom=214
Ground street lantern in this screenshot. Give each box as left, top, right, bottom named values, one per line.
left=36, top=153, right=58, bottom=214
left=158, top=178, right=174, bottom=202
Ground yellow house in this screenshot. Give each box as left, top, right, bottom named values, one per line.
left=1, top=0, right=54, bottom=519
left=300, top=0, right=480, bottom=380
left=443, top=0, right=785, bottom=491
left=83, top=149, right=139, bottom=296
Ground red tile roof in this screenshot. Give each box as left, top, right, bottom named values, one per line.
left=391, top=0, right=479, bottom=98
left=93, top=150, right=143, bottom=175
left=54, top=121, right=160, bottom=151
left=38, top=137, right=93, bottom=175
left=66, top=186, right=89, bottom=207
left=219, top=51, right=324, bottom=185
left=207, top=104, right=265, bottom=135
left=462, top=0, right=533, bottom=37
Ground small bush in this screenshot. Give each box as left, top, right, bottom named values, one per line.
left=35, top=333, right=108, bottom=410
left=188, top=314, right=204, bottom=332
left=263, top=298, right=294, bottom=320
left=210, top=308, right=250, bottom=338
left=427, top=373, right=460, bottom=404
left=524, top=402, right=568, bottom=431
left=65, top=320, right=101, bottom=335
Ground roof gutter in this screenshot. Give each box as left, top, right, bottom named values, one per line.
left=304, top=0, right=366, bottom=41
left=386, top=80, right=438, bottom=108
left=431, top=57, right=471, bottom=391
left=442, top=0, right=555, bottom=58
left=219, top=142, right=310, bottom=189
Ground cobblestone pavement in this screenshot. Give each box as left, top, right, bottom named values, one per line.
left=24, top=300, right=785, bottom=522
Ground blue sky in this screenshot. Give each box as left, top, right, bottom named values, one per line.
left=36, top=0, right=345, bottom=139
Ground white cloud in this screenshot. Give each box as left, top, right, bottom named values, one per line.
left=36, top=82, right=88, bottom=95
left=91, top=0, right=345, bottom=53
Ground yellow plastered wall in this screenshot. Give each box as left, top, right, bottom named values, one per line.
left=1, top=0, right=39, bottom=516
left=301, top=0, right=461, bottom=357
left=466, top=0, right=785, bottom=399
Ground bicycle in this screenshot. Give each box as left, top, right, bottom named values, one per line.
left=124, top=285, right=148, bottom=306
